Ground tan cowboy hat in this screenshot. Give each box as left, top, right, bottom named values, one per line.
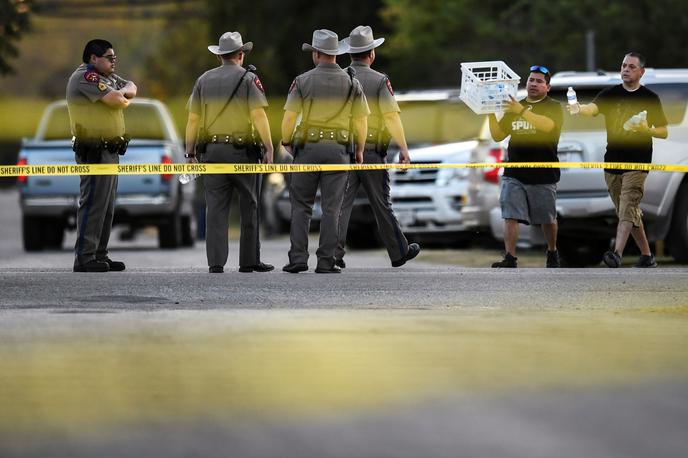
left=302, top=29, right=349, bottom=56
left=208, top=31, right=253, bottom=55
left=343, top=25, right=385, bottom=53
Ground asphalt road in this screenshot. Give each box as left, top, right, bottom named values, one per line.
left=1, top=188, right=688, bottom=458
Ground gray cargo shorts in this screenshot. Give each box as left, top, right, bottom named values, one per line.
left=500, top=176, right=557, bottom=225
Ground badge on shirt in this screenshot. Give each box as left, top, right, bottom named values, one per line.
left=254, top=77, right=265, bottom=93
left=385, top=79, right=394, bottom=96
left=84, top=70, right=100, bottom=83
left=288, top=79, right=297, bottom=94
left=98, top=82, right=108, bottom=92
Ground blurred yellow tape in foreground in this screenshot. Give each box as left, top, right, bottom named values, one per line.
left=2, top=162, right=688, bottom=178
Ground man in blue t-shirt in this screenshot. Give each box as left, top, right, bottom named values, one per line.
left=574, top=52, right=668, bottom=268
left=488, top=65, right=563, bottom=268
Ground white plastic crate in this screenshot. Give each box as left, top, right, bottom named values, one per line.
left=459, top=61, right=520, bottom=115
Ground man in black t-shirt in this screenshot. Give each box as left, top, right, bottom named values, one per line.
left=575, top=52, right=668, bottom=268
left=488, top=65, right=563, bottom=268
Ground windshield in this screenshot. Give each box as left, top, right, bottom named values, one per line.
left=398, top=100, right=485, bottom=145
left=42, top=103, right=168, bottom=140
left=549, top=83, right=688, bottom=133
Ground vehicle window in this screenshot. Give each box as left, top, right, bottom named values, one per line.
left=646, top=83, right=688, bottom=125
left=124, top=104, right=166, bottom=140
left=41, top=103, right=166, bottom=140
left=42, top=105, right=71, bottom=140
left=399, top=100, right=484, bottom=145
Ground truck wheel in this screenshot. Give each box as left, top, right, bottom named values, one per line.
left=180, top=215, right=194, bottom=247
left=44, top=219, right=65, bottom=250
left=668, top=181, right=688, bottom=263
left=558, top=236, right=609, bottom=267
left=158, top=211, right=181, bottom=249
left=23, top=216, right=44, bottom=251
left=346, top=224, right=382, bottom=249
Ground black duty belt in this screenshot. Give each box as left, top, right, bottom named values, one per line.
left=304, top=126, right=350, bottom=144
left=207, top=133, right=251, bottom=145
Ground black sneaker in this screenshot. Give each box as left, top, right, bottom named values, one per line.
left=239, top=262, right=275, bottom=273
left=209, top=265, right=224, bottom=273
left=491, top=252, right=517, bottom=268
left=73, top=259, right=109, bottom=272
left=603, top=250, right=621, bottom=268
left=391, top=243, right=421, bottom=267
left=335, top=258, right=346, bottom=269
left=546, top=250, right=560, bottom=268
left=635, top=254, right=657, bottom=268
left=97, top=257, right=125, bottom=271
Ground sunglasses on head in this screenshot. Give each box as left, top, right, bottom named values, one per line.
left=530, top=65, right=549, bottom=74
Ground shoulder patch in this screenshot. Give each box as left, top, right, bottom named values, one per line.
left=98, top=81, right=108, bottom=92
left=385, top=79, right=394, bottom=96
left=84, top=70, right=100, bottom=83
left=254, top=77, right=265, bottom=93
left=288, top=79, right=297, bottom=94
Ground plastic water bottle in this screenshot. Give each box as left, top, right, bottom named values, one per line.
left=178, top=173, right=198, bottom=184
left=567, top=87, right=580, bottom=114
left=623, top=110, right=647, bottom=131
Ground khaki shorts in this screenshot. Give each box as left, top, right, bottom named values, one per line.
left=604, top=171, right=647, bottom=227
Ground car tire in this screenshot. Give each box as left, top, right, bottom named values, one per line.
left=558, top=236, right=609, bottom=267
left=158, top=211, right=181, bottom=249
left=668, top=181, right=688, bottom=263
left=22, top=215, right=44, bottom=251
left=180, top=215, right=194, bottom=247
left=43, top=218, right=65, bottom=250
left=346, top=224, right=382, bottom=249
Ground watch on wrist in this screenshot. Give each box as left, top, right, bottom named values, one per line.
left=281, top=140, right=292, bottom=147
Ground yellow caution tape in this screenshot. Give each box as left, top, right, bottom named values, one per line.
left=2, top=161, right=688, bottom=178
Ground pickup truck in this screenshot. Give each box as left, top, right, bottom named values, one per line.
left=17, top=98, right=195, bottom=251
left=479, top=69, right=688, bottom=266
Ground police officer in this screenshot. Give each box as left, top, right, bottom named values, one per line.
left=185, top=31, right=275, bottom=274
left=336, top=25, right=420, bottom=269
left=67, top=39, right=137, bottom=272
left=281, top=29, right=369, bottom=273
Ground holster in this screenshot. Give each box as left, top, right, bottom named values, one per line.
left=292, top=126, right=306, bottom=149
left=376, top=129, right=392, bottom=157
left=248, top=131, right=265, bottom=162
left=194, top=128, right=208, bottom=157
left=72, top=138, right=102, bottom=164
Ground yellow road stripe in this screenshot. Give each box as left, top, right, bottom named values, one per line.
left=2, top=161, right=688, bottom=177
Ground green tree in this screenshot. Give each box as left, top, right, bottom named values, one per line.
left=0, top=0, right=32, bottom=75
left=381, top=0, right=688, bottom=89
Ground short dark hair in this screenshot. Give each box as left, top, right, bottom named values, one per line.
left=625, top=52, right=646, bottom=68
left=82, top=39, right=113, bottom=63
left=350, top=50, right=373, bottom=60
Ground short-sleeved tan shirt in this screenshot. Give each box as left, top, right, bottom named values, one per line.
left=66, top=63, right=128, bottom=139
left=187, top=62, right=268, bottom=135
left=348, top=61, right=399, bottom=131
left=284, top=62, right=369, bottom=131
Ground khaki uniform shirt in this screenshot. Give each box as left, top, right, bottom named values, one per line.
left=348, top=61, right=399, bottom=132
left=187, top=62, right=268, bottom=135
left=284, top=62, right=369, bottom=130
left=66, top=63, right=128, bottom=139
